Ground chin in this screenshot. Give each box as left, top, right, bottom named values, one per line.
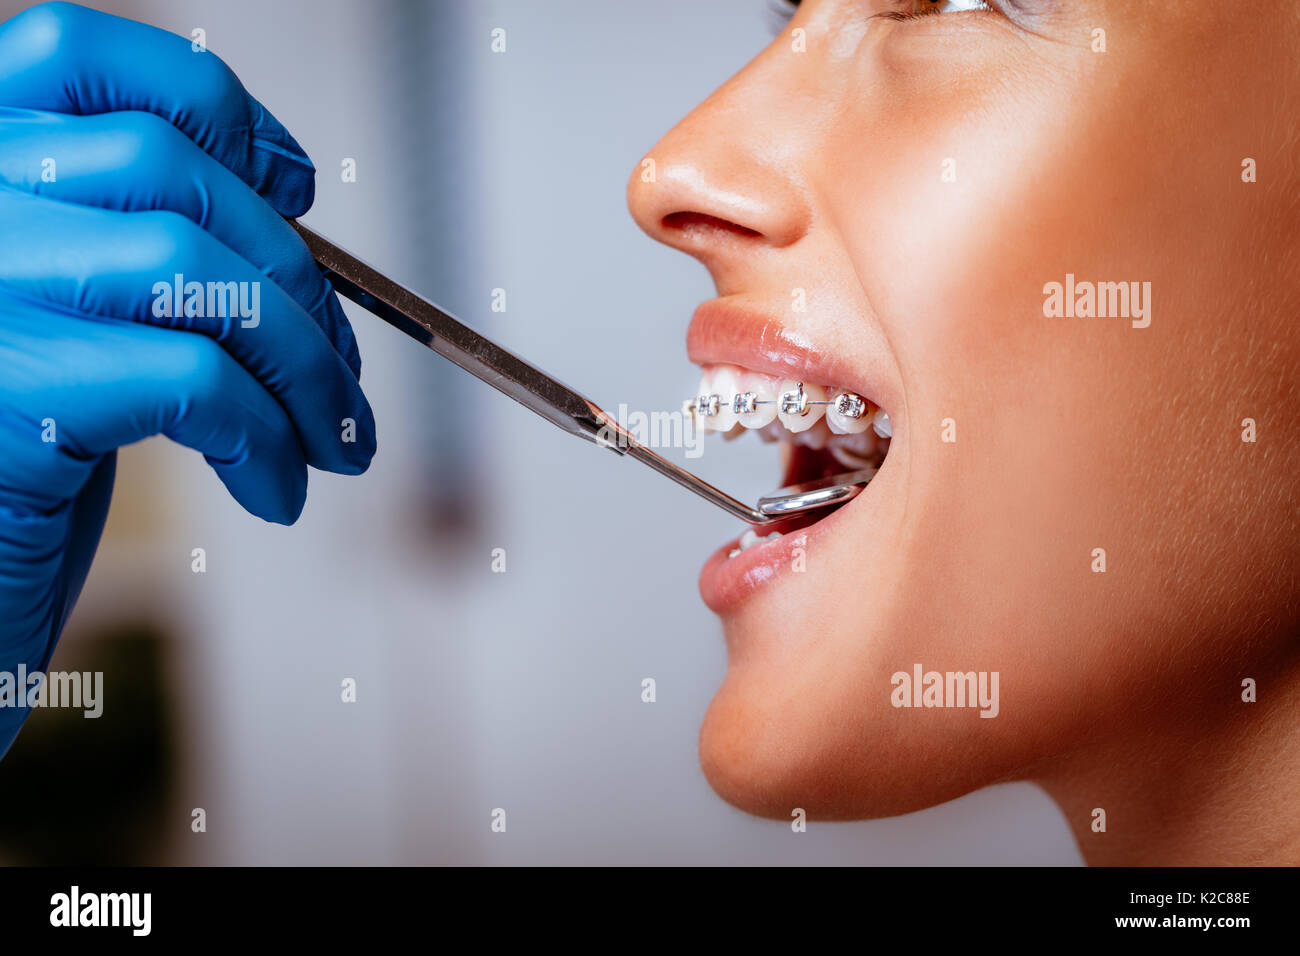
left=698, top=594, right=1047, bottom=823
left=697, top=652, right=974, bottom=823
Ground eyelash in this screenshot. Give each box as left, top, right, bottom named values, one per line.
left=875, top=1, right=993, bottom=22
left=771, top=0, right=995, bottom=25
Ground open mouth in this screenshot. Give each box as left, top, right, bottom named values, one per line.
left=684, top=298, right=898, bottom=610
left=688, top=363, right=893, bottom=590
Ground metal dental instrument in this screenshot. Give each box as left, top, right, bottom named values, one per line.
left=290, top=221, right=875, bottom=525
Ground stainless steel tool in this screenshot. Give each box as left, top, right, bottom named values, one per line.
left=290, top=220, right=874, bottom=525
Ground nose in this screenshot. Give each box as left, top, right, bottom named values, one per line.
left=626, top=41, right=816, bottom=275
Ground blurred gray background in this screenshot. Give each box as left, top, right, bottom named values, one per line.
left=0, top=0, right=1080, bottom=865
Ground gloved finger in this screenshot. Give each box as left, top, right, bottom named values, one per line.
left=0, top=291, right=308, bottom=524
left=0, top=2, right=315, bottom=217
left=0, top=187, right=375, bottom=476
left=0, top=452, right=116, bottom=683
left=0, top=107, right=359, bottom=377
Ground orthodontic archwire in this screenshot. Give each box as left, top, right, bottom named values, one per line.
left=686, top=382, right=869, bottom=420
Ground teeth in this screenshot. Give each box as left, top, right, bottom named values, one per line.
left=831, top=430, right=876, bottom=457
left=830, top=442, right=875, bottom=470
left=691, top=388, right=720, bottom=423
left=776, top=380, right=827, bottom=433
left=693, top=365, right=742, bottom=432
left=735, top=370, right=778, bottom=429
left=793, top=418, right=831, bottom=450
left=711, top=366, right=742, bottom=432
left=728, top=527, right=784, bottom=559
left=826, top=391, right=874, bottom=435
left=688, top=364, right=890, bottom=450
left=872, top=408, right=892, bottom=439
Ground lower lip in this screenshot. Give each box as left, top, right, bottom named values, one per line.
left=697, top=491, right=861, bottom=614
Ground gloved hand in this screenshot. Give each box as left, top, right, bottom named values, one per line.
left=0, top=2, right=375, bottom=757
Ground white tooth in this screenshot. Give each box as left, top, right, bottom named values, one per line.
left=776, top=380, right=827, bottom=433
left=692, top=370, right=717, bottom=431
left=872, top=408, right=892, bottom=439
left=794, top=418, right=831, bottom=449
left=826, top=392, right=873, bottom=435
left=731, top=527, right=785, bottom=557
left=828, top=430, right=876, bottom=456
left=759, top=421, right=783, bottom=443
left=709, top=365, right=742, bottom=432
left=830, top=443, right=875, bottom=470
left=735, top=371, right=778, bottom=430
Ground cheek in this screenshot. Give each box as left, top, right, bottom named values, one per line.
left=819, top=77, right=1252, bottom=723
left=696, top=18, right=1289, bottom=817
left=696, top=90, right=1182, bottom=799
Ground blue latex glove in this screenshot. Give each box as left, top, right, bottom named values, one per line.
left=0, top=2, right=375, bottom=757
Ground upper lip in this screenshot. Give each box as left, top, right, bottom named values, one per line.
left=685, top=296, right=889, bottom=411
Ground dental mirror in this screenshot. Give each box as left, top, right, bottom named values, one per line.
left=756, top=468, right=876, bottom=517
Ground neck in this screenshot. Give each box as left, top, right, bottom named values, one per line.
left=1036, top=660, right=1300, bottom=866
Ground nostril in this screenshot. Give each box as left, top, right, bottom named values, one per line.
left=661, top=211, right=762, bottom=239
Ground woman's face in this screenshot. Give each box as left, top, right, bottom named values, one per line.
left=626, top=0, right=1300, bottom=827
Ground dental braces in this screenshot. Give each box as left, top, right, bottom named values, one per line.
left=688, top=382, right=868, bottom=419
